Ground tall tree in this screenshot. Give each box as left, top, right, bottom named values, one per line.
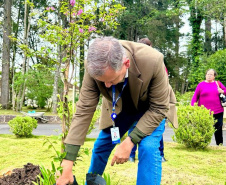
left=186, top=0, right=204, bottom=89
left=11, top=0, right=23, bottom=110
left=204, top=16, right=212, bottom=54
left=16, top=0, right=32, bottom=111
left=1, top=0, right=12, bottom=109
left=79, top=38, right=84, bottom=89
left=20, top=0, right=125, bottom=148
left=115, top=0, right=184, bottom=92
left=52, top=0, right=63, bottom=114
left=201, top=0, right=226, bottom=48
left=204, top=3, right=212, bottom=54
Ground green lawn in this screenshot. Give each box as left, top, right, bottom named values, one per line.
left=0, top=108, right=57, bottom=116
left=0, top=134, right=226, bottom=185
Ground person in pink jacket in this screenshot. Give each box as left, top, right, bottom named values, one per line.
left=191, top=69, right=226, bottom=145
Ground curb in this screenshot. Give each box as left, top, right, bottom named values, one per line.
left=0, top=115, right=61, bottom=124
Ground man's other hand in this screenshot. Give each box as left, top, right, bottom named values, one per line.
left=111, top=137, right=135, bottom=166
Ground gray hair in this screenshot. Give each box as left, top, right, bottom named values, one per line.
left=206, top=69, right=217, bottom=77
left=87, top=37, right=126, bottom=77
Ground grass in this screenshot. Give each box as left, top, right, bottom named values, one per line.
left=0, top=134, right=226, bottom=185
left=0, top=108, right=58, bottom=116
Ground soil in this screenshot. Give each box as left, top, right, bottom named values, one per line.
left=0, top=163, right=41, bottom=185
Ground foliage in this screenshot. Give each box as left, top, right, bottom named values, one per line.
left=114, top=0, right=185, bottom=93
left=206, top=49, right=226, bottom=86
left=8, top=116, right=38, bottom=137
left=87, top=107, right=101, bottom=135
left=13, top=71, right=27, bottom=95
left=12, top=67, right=61, bottom=109
left=33, top=164, right=56, bottom=185
left=188, top=48, right=226, bottom=90
left=57, top=97, right=75, bottom=139
left=173, top=104, right=215, bottom=149
left=102, top=172, right=120, bottom=185
left=33, top=0, right=125, bottom=71
left=32, top=137, right=66, bottom=185
left=32, top=136, right=89, bottom=185
left=26, top=69, right=54, bottom=108
left=57, top=97, right=101, bottom=137
left=103, top=173, right=111, bottom=185
left=175, top=91, right=194, bottom=106
left=35, top=0, right=125, bottom=148
left=196, top=0, right=226, bottom=26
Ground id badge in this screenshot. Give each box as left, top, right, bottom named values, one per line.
left=110, top=127, right=120, bottom=144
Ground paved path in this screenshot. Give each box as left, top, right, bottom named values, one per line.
left=0, top=123, right=62, bottom=136
left=1, top=123, right=225, bottom=146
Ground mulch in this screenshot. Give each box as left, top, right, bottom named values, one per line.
left=0, top=163, right=41, bottom=185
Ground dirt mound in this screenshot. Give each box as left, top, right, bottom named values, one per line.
left=0, top=163, right=41, bottom=185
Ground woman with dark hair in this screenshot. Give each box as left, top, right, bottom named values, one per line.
left=191, top=69, right=226, bottom=145
left=138, top=38, right=152, bottom=46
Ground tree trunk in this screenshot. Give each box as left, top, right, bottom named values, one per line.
left=11, top=0, right=22, bottom=110
left=190, top=5, right=203, bottom=63
left=174, top=9, right=180, bottom=93
left=224, top=16, right=226, bottom=48
left=204, top=12, right=212, bottom=54
left=61, top=0, right=70, bottom=151
left=1, top=0, right=12, bottom=109
left=52, top=3, right=63, bottom=114
left=52, top=63, right=61, bottom=113
left=61, top=57, right=70, bottom=150
left=16, top=0, right=32, bottom=111
left=188, top=0, right=204, bottom=88
left=79, top=38, right=85, bottom=89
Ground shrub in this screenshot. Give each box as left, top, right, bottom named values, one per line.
left=173, top=104, right=215, bottom=149
left=87, top=107, right=101, bottom=135
left=8, top=116, right=38, bottom=137
left=206, top=49, right=226, bottom=85
left=176, top=91, right=194, bottom=106
left=57, top=99, right=101, bottom=136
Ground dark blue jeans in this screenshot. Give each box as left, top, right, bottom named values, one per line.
left=88, top=111, right=165, bottom=185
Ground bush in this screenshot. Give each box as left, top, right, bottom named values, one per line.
left=206, top=49, right=226, bottom=86
left=176, top=91, right=194, bottom=106
left=57, top=99, right=101, bottom=137
left=173, top=104, right=215, bottom=149
left=8, top=116, right=38, bottom=137
left=87, top=107, right=101, bottom=135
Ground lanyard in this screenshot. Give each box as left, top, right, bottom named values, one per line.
left=111, top=78, right=128, bottom=126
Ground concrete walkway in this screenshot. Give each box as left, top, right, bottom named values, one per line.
left=1, top=123, right=225, bottom=146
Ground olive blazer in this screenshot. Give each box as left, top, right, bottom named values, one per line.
left=65, top=40, right=177, bottom=146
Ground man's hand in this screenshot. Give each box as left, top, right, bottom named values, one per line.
left=56, top=159, right=74, bottom=185
left=111, top=137, right=135, bottom=166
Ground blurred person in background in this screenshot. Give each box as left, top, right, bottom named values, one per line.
left=191, top=69, right=226, bottom=145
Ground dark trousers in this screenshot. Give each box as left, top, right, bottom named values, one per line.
left=213, top=112, right=224, bottom=145
left=159, top=136, right=164, bottom=157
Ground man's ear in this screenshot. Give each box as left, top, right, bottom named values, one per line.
left=123, top=58, right=130, bottom=68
